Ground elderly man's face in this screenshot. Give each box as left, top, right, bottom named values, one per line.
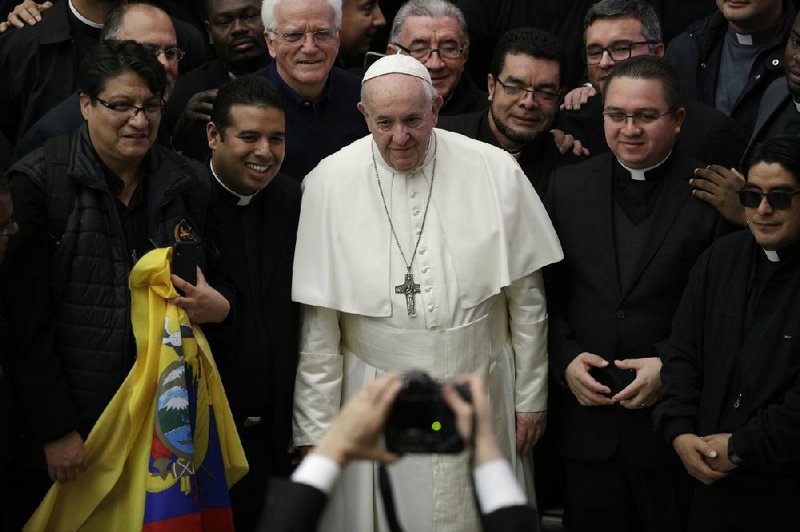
left=340, top=0, right=386, bottom=57
left=206, top=0, right=267, bottom=70
left=603, top=76, right=684, bottom=169
left=389, top=15, right=467, bottom=101
left=266, top=0, right=340, bottom=95
left=487, top=53, right=560, bottom=150
left=743, top=162, right=800, bottom=250
left=115, top=7, right=180, bottom=98
left=584, top=16, right=663, bottom=93
left=208, top=104, right=286, bottom=195
left=79, top=71, right=162, bottom=167
left=358, top=74, right=442, bottom=172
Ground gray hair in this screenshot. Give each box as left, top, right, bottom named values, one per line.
left=389, top=0, right=469, bottom=45
left=584, top=0, right=662, bottom=43
left=360, top=75, right=437, bottom=111
left=262, top=0, right=343, bottom=31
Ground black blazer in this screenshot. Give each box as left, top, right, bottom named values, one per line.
left=556, top=93, right=748, bottom=170
left=258, top=478, right=540, bottom=532
left=544, top=151, right=729, bottom=467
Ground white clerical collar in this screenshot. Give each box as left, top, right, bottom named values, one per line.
left=209, top=160, right=258, bottom=206
left=68, top=0, right=104, bottom=28
left=763, top=248, right=781, bottom=262
left=735, top=33, right=753, bottom=45
left=617, top=152, right=671, bottom=181
left=373, top=132, right=436, bottom=176
left=793, top=97, right=800, bottom=113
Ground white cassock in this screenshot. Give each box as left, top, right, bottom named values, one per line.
left=292, top=128, right=563, bottom=532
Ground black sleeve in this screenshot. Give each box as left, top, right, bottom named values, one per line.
left=2, top=169, right=79, bottom=443
left=652, top=250, right=709, bottom=445
left=257, top=478, right=329, bottom=532
left=482, top=505, right=540, bottom=532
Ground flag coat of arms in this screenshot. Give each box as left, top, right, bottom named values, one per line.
left=25, top=247, right=248, bottom=531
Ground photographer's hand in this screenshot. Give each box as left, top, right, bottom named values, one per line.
left=313, top=373, right=403, bottom=467
left=443, top=375, right=502, bottom=466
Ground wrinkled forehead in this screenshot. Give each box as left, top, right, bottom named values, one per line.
left=604, top=75, right=667, bottom=107
left=398, top=15, right=464, bottom=43
left=585, top=16, right=646, bottom=46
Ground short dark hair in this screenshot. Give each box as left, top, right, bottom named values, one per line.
left=77, top=40, right=167, bottom=100
left=489, top=28, right=563, bottom=79
left=210, top=76, right=286, bottom=136
left=744, top=136, right=800, bottom=186
left=584, top=0, right=662, bottom=43
left=603, top=55, right=682, bottom=110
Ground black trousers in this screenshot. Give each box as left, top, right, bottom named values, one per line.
left=688, top=472, right=800, bottom=532
left=563, top=452, right=691, bottom=532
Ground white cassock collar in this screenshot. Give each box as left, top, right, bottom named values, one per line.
left=209, top=160, right=258, bottom=206
left=616, top=151, right=672, bottom=181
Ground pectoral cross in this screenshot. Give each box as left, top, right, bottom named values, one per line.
left=395, top=271, right=421, bottom=318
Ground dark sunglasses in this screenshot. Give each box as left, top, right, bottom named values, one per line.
left=737, top=188, right=800, bottom=210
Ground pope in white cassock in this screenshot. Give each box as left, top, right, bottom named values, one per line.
left=291, top=54, right=564, bottom=532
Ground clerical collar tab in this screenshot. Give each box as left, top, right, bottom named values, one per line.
left=794, top=98, right=800, bottom=113
left=210, top=160, right=258, bottom=206
left=617, top=152, right=671, bottom=181
left=763, top=249, right=781, bottom=262
left=735, top=33, right=753, bottom=45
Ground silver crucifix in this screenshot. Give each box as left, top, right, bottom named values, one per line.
left=395, top=272, right=421, bottom=317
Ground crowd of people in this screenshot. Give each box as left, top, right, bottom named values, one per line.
left=0, top=0, right=799, bottom=531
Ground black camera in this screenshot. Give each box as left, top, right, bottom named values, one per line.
left=384, top=371, right=472, bottom=454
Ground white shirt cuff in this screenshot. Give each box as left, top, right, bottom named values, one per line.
left=473, top=459, right=528, bottom=514
left=291, top=453, right=341, bottom=495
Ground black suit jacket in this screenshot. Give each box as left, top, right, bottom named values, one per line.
left=545, top=151, right=729, bottom=467
left=557, top=93, right=748, bottom=169
left=258, top=477, right=540, bottom=532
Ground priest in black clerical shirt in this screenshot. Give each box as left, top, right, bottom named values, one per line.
left=203, top=75, right=301, bottom=531
left=655, top=136, right=800, bottom=531
left=544, top=57, right=730, bottom=532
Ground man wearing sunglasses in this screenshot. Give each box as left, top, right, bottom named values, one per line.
left=386, top=0, right=486, bottom=116
left=654, top=135, right=800, bottom=530
left=545, top=55, right=731, bottom=532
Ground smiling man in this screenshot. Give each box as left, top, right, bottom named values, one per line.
left=439, top=27, right=576, bottom=196
left=545, top=55, right=730, bottom=532
left=205, top=75, right=301, bottom=530
left=259, top=0, right=367, bottom=180
left=291, top=53, right=562, bottom=532
left=655, top=135, right=800, bottom=531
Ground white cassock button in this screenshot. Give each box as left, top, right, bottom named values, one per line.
left=413, top=209, right=421, bottom=216
left=411, top=190, right=419, bottom=198
left=419, top=248, right=426, bottom=255
left=427, top=305, right=435, bottom=312
left=422, top=266, right=431, bottom=273
left=425, top=286, right=432, bottom=293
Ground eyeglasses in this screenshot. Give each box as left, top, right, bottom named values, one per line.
left=144, top=45, right=185, bottom=62
left=94, top=97, right=165, bottom=119
left=495, top=79, right=559, bottom=103
left=0, top=217, right=15, bottom=238
left=603, top=110, right=673, bottom=125
left=737, top=188, right=800, bottom=210
left=270, top=28, right=338, bottom=44
left=584, top=40, right=658, bottom=65
left=392, top=41, right=465, bottom=62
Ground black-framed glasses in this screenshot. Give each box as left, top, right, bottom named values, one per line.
left=94, top=97, right=165, bottom=119
left=737, top=188, right=800, bottom=210
left=495, top=79, right=559, bottom=103
left=603, top=110, right=673, bottom=125
left=584, top=40, right=658, bottom=65
left=270, top=28, right=338, bottom=44
left=144, top=45, right=185, bottom=62
left=392, top=41, right=465, bottom=62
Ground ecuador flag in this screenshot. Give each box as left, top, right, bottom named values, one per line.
left=25, top=247, right=248, bottom=531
